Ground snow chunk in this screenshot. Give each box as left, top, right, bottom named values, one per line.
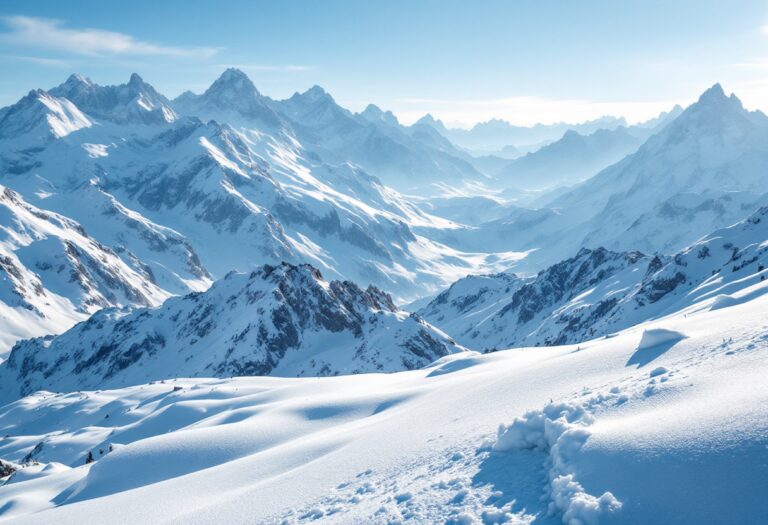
left=710, top=294, right=739, bottom=311
left=649, top=366, right=669, bottom=378
left=637, top=328, right=687, bottom=350
left=493, top=402, right=621, bottom=524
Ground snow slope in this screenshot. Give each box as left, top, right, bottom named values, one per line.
left=0, top=262, right=463, bottom=401
left=0, top=185, right=169, bottom=357
left=0, top=276, right=765, bottom=524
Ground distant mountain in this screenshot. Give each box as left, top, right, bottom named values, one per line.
left=494, top=126, right=644, bottom=190
left=463, top=105, right=683, bottom=188
left=455, top=85, right=768, bottom=271
left=421, top=114, right=629, bottom=154
left=171, top=68, right=282, bottom=128
left=554, top=84, right=768, bottom=254
left=421, top=205, right=768, bottom=350
left=0, top=262, right=464, bottom=400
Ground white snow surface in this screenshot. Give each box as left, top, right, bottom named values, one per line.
left=0, top=286, right=766, bottom=524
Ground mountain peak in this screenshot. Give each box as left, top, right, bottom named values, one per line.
left=128, top=72, right=146, bottom=87
left=301, top=84, right=332, bottom=103
left=206, top=68, right=260, bottom=98
left=697, top=83, right=726, bottom=103
left=63, top=73, right=92, bottom=87
left=695, top=83, right=743, bottom=110
left=360, top=104, right=399, bottom=126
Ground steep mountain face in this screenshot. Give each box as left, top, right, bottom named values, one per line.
left=0, top=185, right=169, bottom=356
left=265, top=85, right=486, bottom=194
left=0, top=89, right=91, bottom=140
left=461, top=85, right=768, bottom=273
left=417, top=272, right=525, bottom=333
left=421, top=206, right=768, bottom=350
left=49, top=74, right=176, bottom=125
left=553, top=84, right=768, bottom=255
left=0, top=262, right=463, bottom=400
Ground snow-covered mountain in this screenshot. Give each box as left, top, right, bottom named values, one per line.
left=421, top=114, right=629, bottom=154
left=49, top=73, right=176, bottom=125
left=0, top=184, right=169, bottom=356
left=421, top=205, right=768, bottom=350
left=450, top=85, right=768, bottom=272
left=552, top=84, right=768, bottom=250
left=0, top=70, right=527, bottom=354
left=0, top=262, right=463, bottom=400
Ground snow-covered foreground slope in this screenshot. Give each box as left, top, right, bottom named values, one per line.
left=0, top=262, right=462, bottom=401
left=1, top=282, right=766, bottom=524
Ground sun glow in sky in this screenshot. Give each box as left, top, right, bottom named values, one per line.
left=2, top=0, right=768, bottom=127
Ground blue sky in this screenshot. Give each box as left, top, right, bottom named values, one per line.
left=2, top=0, right=768, bottom=126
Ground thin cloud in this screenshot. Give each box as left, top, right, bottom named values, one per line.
left=2, top=54, right=80, bottom=68
left=1, top=16, right=221, bottom=58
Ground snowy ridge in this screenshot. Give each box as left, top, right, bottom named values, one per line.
left=49, top=73, right=176, bottom=125
left=422, top=206, right=768, bottom=350
left=0, top=70, right=530, bottom=353
left=0, top=89, right=91, bottom=140
left=0, top=262, right=463, bottom=400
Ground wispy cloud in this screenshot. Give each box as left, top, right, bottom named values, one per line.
left=214, top=64, right=315, bottom=73
left=1, top=16, right=221, bottom=58
left=2, top=54, right=80, bottom=68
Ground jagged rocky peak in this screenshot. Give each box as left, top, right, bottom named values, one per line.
left=175, top=68, right=282, bottom=127
left=205, top=68, right=261, bottom=99
left=0, top=261, right=463, bottom=399
left=684, top=83, right=755, bottom=122
left=48, top=72, right=176, bottom=124
left=360, top=104, right=399, bottom=126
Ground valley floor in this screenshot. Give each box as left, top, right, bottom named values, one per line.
left=1, top=290, right=767, bottom=524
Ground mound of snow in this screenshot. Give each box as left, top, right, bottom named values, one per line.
left=710, top=294, right=739, bottom=311
left=493, top=402, right=622, bottom=524
left=637, top=328, right=687, bottom=350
